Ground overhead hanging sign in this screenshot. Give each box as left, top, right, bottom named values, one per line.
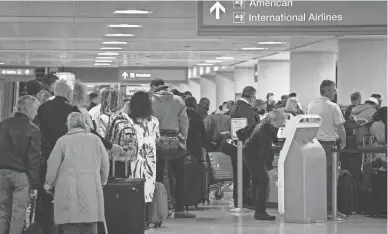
left=0, top=67, right=36, bottom=81
left=198, top=1, right=387, bottom=36
left=119, top=68, right=188, bottom=82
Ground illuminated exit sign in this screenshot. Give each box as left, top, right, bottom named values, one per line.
left=0, top=67, right=36, bottom=81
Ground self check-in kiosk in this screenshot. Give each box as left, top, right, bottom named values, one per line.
left=277, top=115, right=327, bottom=223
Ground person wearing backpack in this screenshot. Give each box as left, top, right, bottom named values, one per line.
left=369, top=107, right=387, bottom=161
left=149, top=79, right=195, bottom=219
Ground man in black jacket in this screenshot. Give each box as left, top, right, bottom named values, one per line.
left=36, top=79, right=121, bottom=234
left=230, top=86, right=257, bottom=208
left=0, top=95, right=42, bottom=234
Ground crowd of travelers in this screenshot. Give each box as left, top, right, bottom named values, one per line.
left=0, top=73, right=386, bottom=234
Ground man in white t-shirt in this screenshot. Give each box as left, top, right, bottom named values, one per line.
left=307, top=80, right=347, bottom=216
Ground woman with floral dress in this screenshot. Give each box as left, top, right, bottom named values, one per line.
left=125, top=91, right=160, bottom=203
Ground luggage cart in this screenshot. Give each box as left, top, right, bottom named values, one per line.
left=202, top=152, right=234, bottom=203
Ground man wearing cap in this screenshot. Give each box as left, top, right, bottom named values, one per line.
left=350, top=96, right=379, bottom=121
left=149, top=79, right=195, bottom=219
left=229, top=86, right=257, bottom=209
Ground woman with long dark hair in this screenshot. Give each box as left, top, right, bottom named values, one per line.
left=125, top=91, right=160, bottom=203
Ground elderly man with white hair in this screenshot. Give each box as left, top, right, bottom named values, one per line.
left=0, top=95, right=42, bottom=234
left=36, top=78, right=121, bottom=234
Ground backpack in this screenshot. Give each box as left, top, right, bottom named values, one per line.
left=106, top=112, right=138, bottom=162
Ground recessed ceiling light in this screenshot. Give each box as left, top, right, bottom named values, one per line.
left=257, top=41, right=285, bottom=45
left=100, top=47, right=122, bottom=50
left=205, top=60, right=222, bottom=63
left=95, top=60, right=112, bottom=63
left=216, top=56, right=235, bottom=60
left=197, top=63, right=213, bottom=66
left=98, top=52, right=119, bottom=56
left=94, top=63, right=111, bottom=66
left=108, top=24, right=142, bottom=28
left=113, top=10, right=152, bottom=14
left=105, top=34, right=134, bottom=37
left=241, top=47, right=268, bottom=50
left=96, top=57, right=115, bottom=59
left=102, top=41, right=127, bottom=45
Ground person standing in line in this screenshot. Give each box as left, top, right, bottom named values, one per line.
left=229, top=86, right=257, bottom=209
left=36, top=79, right=120, bottom=234
left=44, top=112, right=109, bottom=234
left=149, top=79, right=195, bottom=219
left=196, top=98, right=210, bottom=119
left=306, top=80, right=347, bottom=217
left=87, top=92, right=100, bottom=111
left=344, top=92, right=362, bottom=120
left=0, top=95, right=42, bottom=234
left=125, top=91, right=160, bottom=204
left=371, top=94, right=383, bottom=109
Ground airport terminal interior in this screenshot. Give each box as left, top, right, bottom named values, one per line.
left=0, top=1, right=387, bottom=234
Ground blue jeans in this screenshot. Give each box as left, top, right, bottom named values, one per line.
left=0, top=169, right=30, bottom=234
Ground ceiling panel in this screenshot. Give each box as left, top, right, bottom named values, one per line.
left=0, top=1, right=345, bottom=68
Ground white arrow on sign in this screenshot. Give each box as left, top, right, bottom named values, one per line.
left=25, top=70, right=30, bottom=75
left=122, top=72, right=128, bottom=79
left=210, top=1, right=226, bottom=20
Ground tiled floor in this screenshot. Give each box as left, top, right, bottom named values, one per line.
left=146, top=192, right=387, bottom=234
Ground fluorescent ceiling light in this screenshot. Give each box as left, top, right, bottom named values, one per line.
left=96, top=57, right=115, bottom=59
left=114, top=10, right=151, bottom=14
left=100, top=47, right=122, bottom=50
left=94, top=63, right=111, bottom=66
left=102, top=41, right=127, bottom=45
left=108, top=24, right=142, bottom=28
left=95, top=60, right=112, bottom=63
left=216, top=56, right=234, bottom=60
left=257, top=41, right=285, bottom=45
left=205, top=60, right=222, bottom=63
left=0, top=62, right=4, bottom=65
left=197, top=63, right=213, bottom=66
left=241, top=47, right=268, bottom=50
left=105, top=34, right=134, bottom=37
left=98, top=52, right=119, bottom=56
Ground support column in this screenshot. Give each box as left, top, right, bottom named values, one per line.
left=337, top=39, right=387, bottom=105
left=216, top=71, right=235, bottom=107
left=257, top=61, right=290, bottom=100
left=290, top=52, right=336, bottom=109
left=234, top=67, right=257, bottom=96
left=188, top=79, right=200, bottom=100
left=200, top=74, right=217, bottom=113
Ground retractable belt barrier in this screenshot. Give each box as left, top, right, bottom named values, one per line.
left=329, top=145, right=387, bottom=221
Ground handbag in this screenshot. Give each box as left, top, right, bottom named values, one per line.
left=220, top=138, right=238, bottom=158
left=157, top=130, right=187, bottom=160
left=156, top=103, right=187, bottom=160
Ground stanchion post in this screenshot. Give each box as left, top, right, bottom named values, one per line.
left=332, top=145, right=338, bottom=220
left=237, top=140, right=243, bottom=209
left=330, top=145, right=345, bottom=221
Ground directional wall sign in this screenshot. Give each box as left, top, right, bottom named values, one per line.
left=0, top=67, right=36, bottom=81
left=198, top=1, right=387, bottom=36
left=119, top=68, right=188, bottom=82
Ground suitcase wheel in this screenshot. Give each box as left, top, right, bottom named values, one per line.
left=154, top=221, right=162, bottom=228
left=215, top=188, right=224, bottom=200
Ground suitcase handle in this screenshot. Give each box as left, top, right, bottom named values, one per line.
left=111, top=156, right=130, bottom=178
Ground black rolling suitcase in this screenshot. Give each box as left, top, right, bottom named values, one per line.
left=370, top=168, right=387, bottom=216
left=184, top=160, right=203, bottom=210
left=101, top=158, right=145, bottom=234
